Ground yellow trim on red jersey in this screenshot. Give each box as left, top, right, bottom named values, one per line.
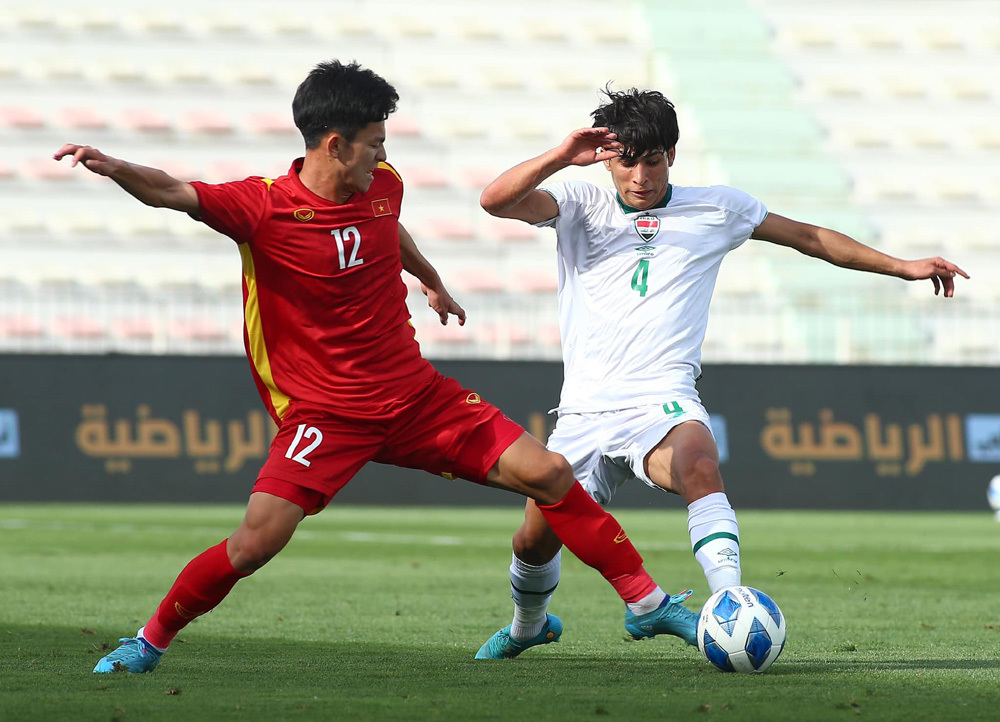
left=261, top=178, right=275, bottom=189
left=239, top=244, right=291, bottom=419
left=377, top=162, right=401, bottom=182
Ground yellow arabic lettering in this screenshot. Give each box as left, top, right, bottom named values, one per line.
left=76, top=404, right=182, bottom=458
left=864, top=413, right=904, bottom=461
left=183, top=410, right=223, bottom=458
left=945, top=413, right=964, bottom=461
left=225, top=410, right=268, bottom=472
left=194, top=459, right=222, bottom=474
left=130, top=405, right=182, bottom=457
left=761, top=408, right=864, bottom=461
left=905, top=414, right=945, bottom=475
left=761, top=408, right=798, bottom=459
left=76, top=405, right=112, bottom=456
left=816, top=409, right=863, bottom=460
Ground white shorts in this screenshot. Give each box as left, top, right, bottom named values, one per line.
left=547, top=396, right=713, bottom=506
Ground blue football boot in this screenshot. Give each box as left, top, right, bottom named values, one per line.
left=93, top=636, right=163, bottom=674
left=475, top=614, right=563, bottom=659
left=625, top=590, right=698, bottom=646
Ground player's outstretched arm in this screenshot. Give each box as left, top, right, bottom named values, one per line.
left=752, top=213, right=969, bottom=297
left=480, top=127, right=623, bottom=224
left=53, top=143, right=199, bottom=214
left=398, top=222, right=466, bottom=326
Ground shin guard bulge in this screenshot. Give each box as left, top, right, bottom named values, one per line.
left=537, top=482, right=656, bottom=603
left=141, top=539, right=249, bottom=650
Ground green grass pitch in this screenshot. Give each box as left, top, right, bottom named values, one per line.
left=1, top=503, right=999, bottom=721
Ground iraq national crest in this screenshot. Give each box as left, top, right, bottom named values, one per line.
left=634, top=214, right=659, bottom=241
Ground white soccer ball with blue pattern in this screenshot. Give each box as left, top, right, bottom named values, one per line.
left=697, top=586, right=786, bottom=673
left=988, top=474, right=1000, bottom=513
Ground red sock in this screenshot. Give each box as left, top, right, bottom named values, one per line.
left=537, top=483, right=658, bottom=603
left=141, top=539, right=248, bottom=649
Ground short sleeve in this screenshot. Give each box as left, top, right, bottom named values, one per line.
left=533, top=182, right=580, bottom=229
left=189, top=177, right=270, bottom=244
left=713, top=186, right=767, bottom=250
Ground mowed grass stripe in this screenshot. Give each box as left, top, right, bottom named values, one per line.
left=1, top=504, right=998, bottom=722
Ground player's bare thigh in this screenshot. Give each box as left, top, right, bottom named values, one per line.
left=643, top=420, right=724, bottom=502
left=486, top=432, right=575, bottom=505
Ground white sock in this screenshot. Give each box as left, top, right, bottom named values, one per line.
left=625, top=587, right=667, bottom=616
left=136, top=626, right=168, bottom=653
left=509, top=551, right=561, bottom=640
left=688, top=492, right=741, bottom=594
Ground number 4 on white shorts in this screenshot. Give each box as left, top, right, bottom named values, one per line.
left=663, top=401, right=685, bottom=419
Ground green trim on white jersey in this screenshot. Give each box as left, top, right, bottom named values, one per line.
left=537, top=181, right=767, bottom=413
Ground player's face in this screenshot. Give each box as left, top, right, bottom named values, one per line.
left=340, top=121, right=388, bottom=195
left=605, top=147, right=674, bottom=210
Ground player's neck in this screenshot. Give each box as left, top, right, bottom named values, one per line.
left=298, top=156, right=353, bottom=204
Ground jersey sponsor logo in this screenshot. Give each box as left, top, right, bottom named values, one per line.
left=634, top=244, right=656, bottom=259
left=466, top=393, right=481, bottom=404
left=293, top=208, right=315, bottom=222
left=371, top=198, right=393, bottom=217
left=634, top=214, right=659, bottom=241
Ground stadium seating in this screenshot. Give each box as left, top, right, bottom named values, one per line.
left=0, top=0, right=995, bottom=362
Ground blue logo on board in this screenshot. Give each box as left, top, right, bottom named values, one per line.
left=709, top=414, right=729, bottom=463
left=965, top=414, right=1000, bottom=462
left=0, top=409, right=20, bottom=458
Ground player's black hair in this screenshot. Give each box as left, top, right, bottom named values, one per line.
left=292, top=60, right=399, bottom=148
left=591, top=85, right=679, bottom=163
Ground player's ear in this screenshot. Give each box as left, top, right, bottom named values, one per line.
left=325, top=132, right=342, bottom=159
left=603, top=159, right=612, bottom=171
left=667, top=146, right=676, bottom=166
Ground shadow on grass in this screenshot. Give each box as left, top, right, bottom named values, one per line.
left=2, top=623, right=702, bottom=722
left=777, top=658, right=1000, bottom=673
left=4, top=624, right=997, bottom=722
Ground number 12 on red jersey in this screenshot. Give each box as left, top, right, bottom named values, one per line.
left=331, top=226, right=364, bottom=269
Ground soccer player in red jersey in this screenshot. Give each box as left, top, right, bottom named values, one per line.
left=54, top=60, right=699, bottom=674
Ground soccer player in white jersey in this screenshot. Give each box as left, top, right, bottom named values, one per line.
left=474, top=87, right=968, bottom=659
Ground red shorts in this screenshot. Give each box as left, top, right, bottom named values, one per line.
left=253, top=373, right=524, bottom=514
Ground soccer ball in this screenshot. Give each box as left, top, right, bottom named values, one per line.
left=988, top=475, right=1000, bottom=520
left=697, top=586, right=786, bottom=673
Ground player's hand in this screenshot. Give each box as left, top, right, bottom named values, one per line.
left=556, top=127, right=623, bottom=167
left=900, top=257, right=970, bottom=297
left=52, top=144, right=118, bottom=176
left=422, top=282, right=467, bottom=326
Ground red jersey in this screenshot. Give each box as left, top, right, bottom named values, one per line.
left=191, top=159, right=438, bottom=422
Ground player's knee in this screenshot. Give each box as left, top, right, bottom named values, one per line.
left=513, top=523, right=561, bottom=563
left=227, top=532, right=281, bottom=573
left=520, top=451, right=574, bottom=497
left=684, top=455, right=723, bottom=494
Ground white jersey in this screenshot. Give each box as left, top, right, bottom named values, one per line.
left=537, top=181, right=767, bottom=413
